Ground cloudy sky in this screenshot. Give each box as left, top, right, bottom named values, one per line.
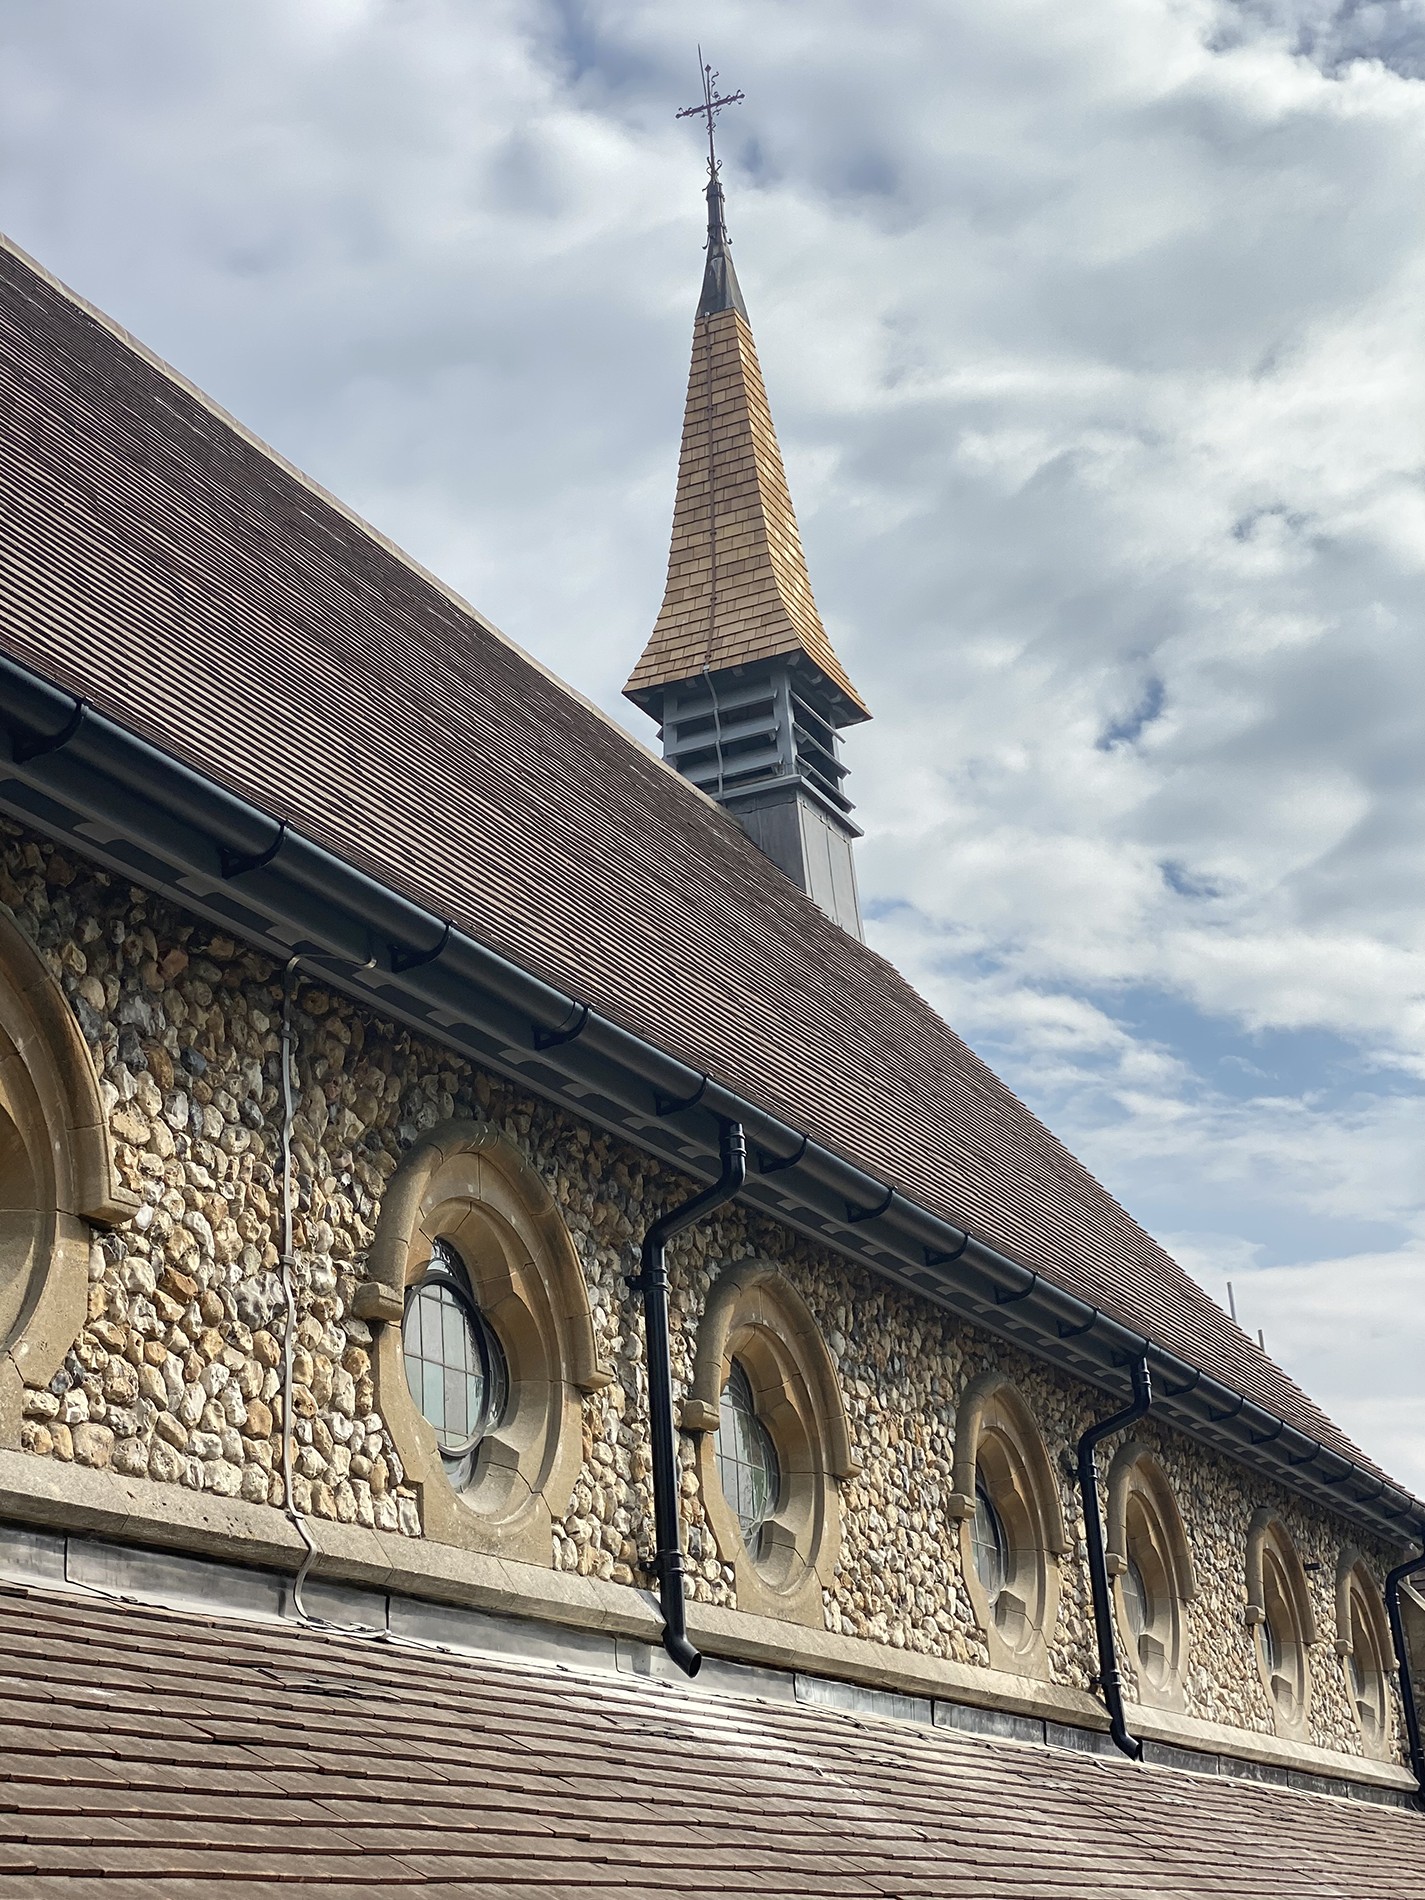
left=2, top=0, right=1422, bottom=1487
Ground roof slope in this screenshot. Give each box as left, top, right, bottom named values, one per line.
left=623, top=179, right=868, bottom=722
left=0, top=1582, right=1420, bottom=1895
left=0, top=233, right=1373, bottom=1471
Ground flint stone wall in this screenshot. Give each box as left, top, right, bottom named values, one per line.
left=0, top=818, right=1406, bottom=1762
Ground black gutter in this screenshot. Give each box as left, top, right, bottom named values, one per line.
left=2, top=650, right=1423, bottom=1545
left=1077, top=1357, right=1153, bottom=1760
left=632, top=1118, right=747, bottom=1676
left=1384, top=1526, right=1425, bottom=1803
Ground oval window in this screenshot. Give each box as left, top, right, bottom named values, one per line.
left=402, top=1241, right=507, bottom=1490
left=716, top=1358, right=781, bottom=1549
left=1344, top=1573, right=1389, bottom=1749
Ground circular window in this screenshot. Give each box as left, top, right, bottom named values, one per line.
left=402, top=1242, right=507, bottom=1490
left=971, top=1481, right=1009, bottom=1603
left=716, top=1358, right=781, bottom=1550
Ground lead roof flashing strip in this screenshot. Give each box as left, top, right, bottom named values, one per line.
left=0, top=649, right=1420, bottom=1543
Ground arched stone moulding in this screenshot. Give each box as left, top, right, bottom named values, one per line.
left=682, top=1259, right=858, bottom=1626
left=357, top=1120, right=612, bottom=1564
left=948, top=1370, right=1068, bottom=1673
left=1104, top=1440, right=1196, bottom=1712
left=0, top=905, right=136, bottom=1447
left=1245, top=1509, right=1317, bottom=1740
left=948, top=1370, right=1068, bottom=1675
left=1335, top=1547, right=1394, bottom=1759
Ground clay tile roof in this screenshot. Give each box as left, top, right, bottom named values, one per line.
left=623, top=224, right=870, bottom=724
left=0, top=232, right=1390, bottom=1481
left=0, top=1582, right=1420, bottom=1895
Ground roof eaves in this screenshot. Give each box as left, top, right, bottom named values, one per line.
left=1, top=647, right=1420, bottom=1548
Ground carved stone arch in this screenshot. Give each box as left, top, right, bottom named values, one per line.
left=949, top=1370, right=1067, bottom=1675
left=683, top=1259, right=857, bottom=1626
left=1335, top=1547, right=1394, bottom=1758
left=360, top=1120, right=612, bottom=1565
left=0, top=905, right=135, bottom=1445
left=1104, top=1440, right=1195, bottom=1710
left=1246, top=1509, right=1317, bottom=1739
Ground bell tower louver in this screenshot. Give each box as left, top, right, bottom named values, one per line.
left=624, top=113, right=871, bottom=938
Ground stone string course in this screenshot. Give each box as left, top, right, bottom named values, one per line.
left=0, top=819, right=1406, bottom=1764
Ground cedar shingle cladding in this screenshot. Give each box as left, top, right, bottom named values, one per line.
left=624, top=305, right=870, bottom=718
left=0, top=1581, right=1421, bottom=1894
left=0, top=233, right=1375, bottom=1471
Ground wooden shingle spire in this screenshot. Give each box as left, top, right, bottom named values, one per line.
left=625, top=69, right=869, bottom=936
left=623, top=172, right=869, bottom=726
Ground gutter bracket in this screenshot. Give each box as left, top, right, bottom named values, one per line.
left=389, top=920, right=452, bottom=975
left=220, top=819, right=287, bottom=880
left=532, top=998, right=589, bottom=1050
left=994, top=1270, right=1038, bottom=1307
left=756, top=1133, right=808, bottom=1176
left=653, top=1075, right=707, bottom=1118
left=845, top=1183, right=894, bottom=1224
left=10, top=697, right=86, bottom=765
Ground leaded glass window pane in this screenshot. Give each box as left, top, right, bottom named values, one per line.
left=717, top=1359, right=780, bottom=1543
left=1121, top=1555, right=1150, bottom=1638
left=971, top=1481, right=1008, bottom=1601
left=402, top=1246, right=506, bottom=1484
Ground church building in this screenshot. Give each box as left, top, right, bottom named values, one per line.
left=0, top=119, right=1422, bottom=1895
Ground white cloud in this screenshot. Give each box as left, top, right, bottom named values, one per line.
left=0, top=0, right=1421, bottom=1487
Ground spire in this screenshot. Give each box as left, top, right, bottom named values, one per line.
left=623, top=64, right=871, bottom=937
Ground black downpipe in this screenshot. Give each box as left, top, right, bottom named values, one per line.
left=1385, top=1524, right=1425, bottom=1802
left=1078, top=1357, right=1153, bottom=1760
left=633, top=1119, right=747, bottom=1676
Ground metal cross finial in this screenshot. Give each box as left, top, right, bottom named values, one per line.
left=676, top=47, right=744, bottom=176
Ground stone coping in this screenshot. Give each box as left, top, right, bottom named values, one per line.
left=0, top=1450, right=1414, bottom=1798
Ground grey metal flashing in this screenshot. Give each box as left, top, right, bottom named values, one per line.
left=1, top=648, right=1422, bottom=1545
left=0, top=1523, right=1411, bottom=1807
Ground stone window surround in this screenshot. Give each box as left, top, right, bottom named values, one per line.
left=948, top=1370, right=1068, bottom=1675
left=0, top=906, right=136, bottom=1446
left=681, top=1259, right=858, bottom=1627
left=1103, top=1440, right=1196, bottom=1713
left=1246, top=1509, right=1318, bottom=1740
left=1334, top=1548, right=1394, bottom=1759
left=355, top=1120, right=612, bottom=1565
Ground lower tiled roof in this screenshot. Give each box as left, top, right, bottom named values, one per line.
left=0, top=1580, right=1420, bottom=1895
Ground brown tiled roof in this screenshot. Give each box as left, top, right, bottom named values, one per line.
left=0, top=1581, right=1420, bottom=1895
left=624, top=305, right=870, bottom=721
left=0, top=233, right=1379, bottom=1476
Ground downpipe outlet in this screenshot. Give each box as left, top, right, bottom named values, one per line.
left=1385, top=1524, right=1425, bottom=1804
left=1077, top=1358, right=1154, bottom=1761
left=632, top=1119, right=747, bottom=1676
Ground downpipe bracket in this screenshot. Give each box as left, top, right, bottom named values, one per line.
left=633, top=1119, right=747, bottom=1677
left=1077, top=1357, right=1154, bottom=1761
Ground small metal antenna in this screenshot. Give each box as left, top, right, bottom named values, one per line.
left=676, top=46, right=744, bottom=177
